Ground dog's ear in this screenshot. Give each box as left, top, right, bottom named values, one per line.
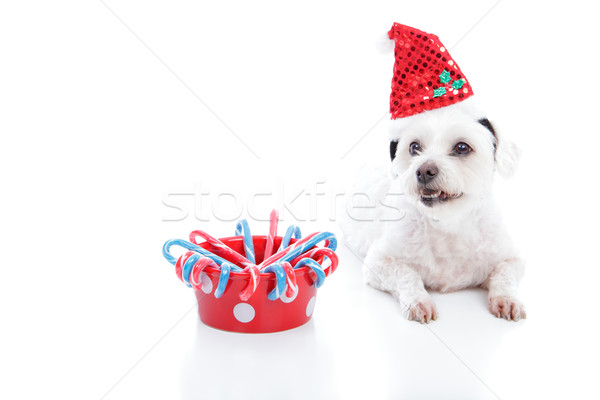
left=495, top=136, right=520, bottom=178
left=390, top=140, right=398, bottom=161
left=479, top=118, right=520, bottom=178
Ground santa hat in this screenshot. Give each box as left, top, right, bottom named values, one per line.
left=386, top=23, right=479, bottom=137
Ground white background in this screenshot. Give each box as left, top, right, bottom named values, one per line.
left=1, top=1, right=599, bottom=399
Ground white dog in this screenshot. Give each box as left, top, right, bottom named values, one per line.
left=342, top=98, right=525, bottom=323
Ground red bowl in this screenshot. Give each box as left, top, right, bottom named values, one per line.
left=194, top=235, right=320, bottom=333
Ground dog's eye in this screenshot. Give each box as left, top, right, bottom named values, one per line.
left=454, top=142, right=472, bottom=155
left=409, top=142, right=421, bottom=156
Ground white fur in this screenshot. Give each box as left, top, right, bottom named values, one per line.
left=341, top=98, right=525, bottom=323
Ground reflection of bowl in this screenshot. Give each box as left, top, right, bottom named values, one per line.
left=194, top=235, right=321, bottom=333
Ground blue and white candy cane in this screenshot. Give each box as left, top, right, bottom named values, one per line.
left=262, top=263, right=287, bottom=301
left=215, top=262, right=242, bottom=298
left=163, top=239, right=242, bottom=292
left=293, top=258, right=326, bottom=288
left=162, top=238, right=229, bottom=266
left=280, top=232, right=337, bottom=264
left=278, top=225, right=302, bottom=251
left=182, top=253, right=243, bottom=290
left=182, top=252, right=202, bottom=287
left=235, top=219, right=256, bottom=264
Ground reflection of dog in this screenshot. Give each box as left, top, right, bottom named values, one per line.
left=342, top=98, right=526, bottom=323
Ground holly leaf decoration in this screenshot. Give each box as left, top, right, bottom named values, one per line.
left=439, top=70, right=451, bottom=84
left=433, top=87, right=447, bottom=98
left=452, top=79, right=465, bottom=89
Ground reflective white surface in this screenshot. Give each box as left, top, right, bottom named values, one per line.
left=0, top=1, right=598, bottom=399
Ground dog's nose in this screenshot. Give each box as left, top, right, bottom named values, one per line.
left=416, top=162, right=438, bottom=184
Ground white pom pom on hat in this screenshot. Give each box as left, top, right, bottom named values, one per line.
left=375, top=30, right=395, bottom=54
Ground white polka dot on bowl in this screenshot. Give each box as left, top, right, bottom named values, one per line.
left=199, top=272, right=213, bottom=294
left=233, top=303, right=255, bottom=323
left=306, top=297, right=316, bottom=317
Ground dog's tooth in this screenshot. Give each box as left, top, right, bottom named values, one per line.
left=422, top=190, right=441, bottom=199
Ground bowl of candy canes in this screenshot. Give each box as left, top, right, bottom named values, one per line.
left=162, top=210, right=338, bottom=333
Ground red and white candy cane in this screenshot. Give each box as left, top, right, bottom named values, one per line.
left=291, top=247, right=338, bottom=276
left=263, top=209, right=279, bottom=261
left=280, top=261, right=298, bottom=298
left=239, top=265, right=261, bottom=301
left=189, top=230, right=254, bottom=269
left=258, top=231, right=320, bottom=269
left=190, top=257, right=218, bottom=289
left=175, top=251, right=196, bottom=282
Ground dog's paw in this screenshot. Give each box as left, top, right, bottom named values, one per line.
left=407, top=298, right=438, bottom=323
left=489, top=295, right=526, bottom=321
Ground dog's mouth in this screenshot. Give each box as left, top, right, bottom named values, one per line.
left=419, top=188, right=463, bottom=206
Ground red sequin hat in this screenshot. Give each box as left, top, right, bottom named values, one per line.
left=388, top=23, right=474, bottom=120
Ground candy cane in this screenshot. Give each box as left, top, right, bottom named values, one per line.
left=183, top=253, right=243, bottom=288
left=280, top=232, right=337, bottom=263
left=189, top=230, right=254, bottom=268
left=278, top=225, right=302, bottom=252
left=182, top=252, right=202, bottom=287
left=163, top=238, right=229, bottom=266
left=260, top=231, right=337, bottom=269
left=215, top=262, right=243, bottom=298
left=175, top=251, right=195, bottom=282
left=235, top=219, right=256, bottom=264
left=280, top=261, right=298, bottom=298
left=263, top=210, right=279, bottom=261
left=293, top=258, right=326, bottom=288
left=239, top=265, right=261, bottom=301
left=262, top=263, right=287, bottom=301
left=291, top=247, right=338, bottom=276
left=190, top=257, right=218, bottom=289
left=258, top=231, right=320, bottom=269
